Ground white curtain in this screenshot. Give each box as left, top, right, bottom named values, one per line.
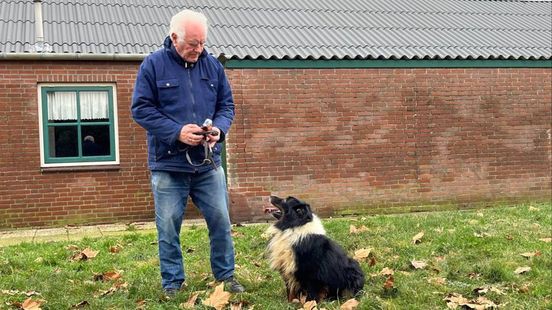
left=47, top=92, right=77, bottom=120
left=47, top=91, right=109, bottom=121
left=80, top=91, right=109, bottom=120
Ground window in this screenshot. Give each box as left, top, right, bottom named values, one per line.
left=39, top=85, right=119, bottom=167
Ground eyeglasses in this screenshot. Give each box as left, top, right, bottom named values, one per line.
left=185, top=40, right=206, bottom=49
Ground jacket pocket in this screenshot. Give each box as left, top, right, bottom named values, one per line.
left=156, top=79, right=180, bottom=106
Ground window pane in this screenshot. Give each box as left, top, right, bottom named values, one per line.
left=80, top=91, right=109, bottom=121
left=82, top=125, right=111, bottom=156
left=47, top=92, right=77, bottom=121
left=49, top=126, right=78, bottom=157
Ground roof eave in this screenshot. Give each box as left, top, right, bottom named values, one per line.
left=0, top=53, right=149, bottom=61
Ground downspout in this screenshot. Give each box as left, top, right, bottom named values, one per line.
left=33, top=0, right=47, bottom=52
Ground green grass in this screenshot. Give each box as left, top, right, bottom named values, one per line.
left=0, top=202, right=550, bottom=309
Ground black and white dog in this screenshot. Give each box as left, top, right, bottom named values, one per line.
left=264, top=195, right=365, bottom=302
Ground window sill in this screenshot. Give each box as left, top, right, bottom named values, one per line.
left=41, top=164, right=121, bottom=173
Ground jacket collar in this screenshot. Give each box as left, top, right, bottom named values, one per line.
left=163, top=36, right=208, bottom=68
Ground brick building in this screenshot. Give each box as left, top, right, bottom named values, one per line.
left=1, top=0, right=551, bottom=228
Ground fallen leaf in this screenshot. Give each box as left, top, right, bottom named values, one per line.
left=136, top=299, right=146, bottom=310
left=81, top=248, right=99, bottom=259
left=302, top=300, right=317, bottom=310
left=353, top=248, right=372, bottom=261
left=230, top=302, right=243, bottom=310
left=473, top=232, right=490, bottom=238
left=231, top=230, right=244, bottom=237
left=380, top=267, right=394, bottom=276
left=520, top=251, right=541, bottom=258
left=412, top=231, right=425, bottom=244
left=1, top=290, right=21, bottom=295
left=21, top=297, right=43, bottom=310
left=514, top=266, right=531, bottom=274
left=340, top=298, right=359, bottom=310
left=181, top=292, right=200, bottom=309
left=94, top=271, right=122, bottom=281
left=70, top=300, right=89, bottom=309
left=444, top=293, right=469, bottom=308
left=349, top=225, right=369, bottom=234
left=368, top=256, right=377, bottom=267
left=383, top=275, right=394, bottom=289
left=202, top=283, right=231, bottom=310
left=517, top=283, right=530, bottom=293
left=109, top=245, right=122, bottom=253
left=429, top=277, right=446, bottom=285
left=411, top=260, right=427, bottom=269
left=467, top=272, right=481, bottom=279
left=66, top=244, right=80, bottom=251
left=538, top=238, right=552, bottom=243
left=71, top=248, right=99, bottom=261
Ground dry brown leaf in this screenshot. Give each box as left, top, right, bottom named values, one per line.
left=444, top=292, right=469, bottom=307
left=412, top=231, right=425, bottom=244
left=380, top=267, right=394, bottom=276
left=514, top=266, right=531, bottom=274
left=180, top=292, right=200, bottom=309
left=135, top=299, right=146, bottom=310
left=21, top=297, right=43, bottom=310
left=302, top=300, right=317, bottom=310
left=230, top=302, right=243, bottom=310
left=368, top=256, right=377, bottom=267
left=202, top=283, right=231, bottom=310
left=109, top=245, right=122, bottom=253
left=71, top=300, right=90, bottom=309
left=520, top=251, right=541, bottom=258
left=349, top=225, right=369, bottom=234
left=103, top=271, right=122, bottom=281
left=81, top=248, right=99, bottom=259
left=231, top=230, right=244, bottom=237
left=429, top=277, right=446, bottom=285
left=383, top=275, right=394, bottom=289
left=517, top=283, right=530, bottom=293
left=340, top=298, right=359, bottom=310
left=1, top=290, right=21, bottom=295
left=411, top=260, right=427, bottom=269
left=353, top=248, right=371, bottom=261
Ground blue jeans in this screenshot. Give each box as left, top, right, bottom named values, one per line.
left=150, top=169, right=235, bottom=290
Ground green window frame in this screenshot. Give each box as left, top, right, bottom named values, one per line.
left=40, top=85, right=117, bottom=165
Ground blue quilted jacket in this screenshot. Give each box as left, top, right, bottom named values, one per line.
left=131, top=37, right=235, bottom=172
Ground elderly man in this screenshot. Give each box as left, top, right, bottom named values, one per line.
left=131, top=9, right=244, bottom=296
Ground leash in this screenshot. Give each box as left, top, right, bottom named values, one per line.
left=184, top=134, right=217, bottom=170
left=181, top=119, right=218, bottom=170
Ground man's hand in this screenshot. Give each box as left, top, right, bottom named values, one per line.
left=178, top=124, right=204, bottom=146
left=206, top=127, right=221, bottom=147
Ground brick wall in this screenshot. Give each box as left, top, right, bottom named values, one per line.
left=0, top=62, right=550, bottom=228
left=225, top=67, right=552, bottom=220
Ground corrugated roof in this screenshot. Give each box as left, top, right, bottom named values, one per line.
left=0, top=0, right=551, bottom=60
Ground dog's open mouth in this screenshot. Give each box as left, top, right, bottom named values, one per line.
left=263, top=207, right=282, bottom=219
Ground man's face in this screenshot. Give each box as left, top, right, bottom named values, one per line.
left=171, top=21, right=206, bottom=63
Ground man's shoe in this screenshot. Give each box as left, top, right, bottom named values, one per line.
left=163, top=282, right=186, bottom=297
left=224, top=277, right=245, bottom=293
left=163, top=288, right=178, bottom=297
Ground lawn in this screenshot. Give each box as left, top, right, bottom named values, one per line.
left=0, top=202, right=550, bottom=309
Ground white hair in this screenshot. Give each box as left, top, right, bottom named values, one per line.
left=168, top=9, right=208, bottom=41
